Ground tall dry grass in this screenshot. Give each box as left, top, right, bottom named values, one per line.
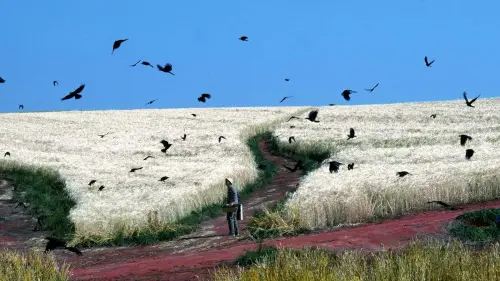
left=212, top=241, right=500, bottom=281
left=0, top=107, right=307, bottom=243
left=274, top=98, right=500, bottom=229
left=0, top=250, right=71, bottom=281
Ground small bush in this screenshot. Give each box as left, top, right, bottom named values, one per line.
left=448, top=208, right=500, bottom=243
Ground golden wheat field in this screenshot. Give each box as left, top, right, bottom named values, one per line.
left=275, top=98, right=500, bottom=229
left=0, top=107, right=305, bottom=241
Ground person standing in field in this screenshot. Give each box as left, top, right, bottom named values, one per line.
left=225, top=178, right=240, bottom=236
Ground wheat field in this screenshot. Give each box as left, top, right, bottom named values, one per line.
left=275, top=98, right=500, bottom=229
left=0, top=107, right=305, bottom=241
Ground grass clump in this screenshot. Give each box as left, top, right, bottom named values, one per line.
left=212, top=241, right=500, bottom=281
left=0, top=250, right=71, bottom=281
left=448, top=208, right=500, bottom=243
left=0, top=161, right=76, bottom=240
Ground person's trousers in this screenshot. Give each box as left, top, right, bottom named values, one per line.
left=227, top=211, right=239, bottom=235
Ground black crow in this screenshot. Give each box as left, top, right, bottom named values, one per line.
left=129, top=167, right=143, bottom=173
left=181, top=134, right=187, bottom=141
left=112, top=38, right=128, bottom=54
left=465, top=149, right=474, bottom=160
left=160, top=140, right=172, bottom=153
left=427, top=200, right=461, bottom=210
left=88, top=180, right=96, bottom=186
left=44, top=237, right=82, bottom=256
left=287, top=116, right=299, bottom=122
left=396, top=171, right=412, bottom=177
left=288, top=136, right=296, bottom=144
left=329, top=161, right=343, bottom=173
left=18, top=104, right=24, bottom=110
left=347, top=128, right=356, bottom=140
left=141, top=61, right=154, bottom=68
left=143, top=155, right=154, bottom=160
left=305, top=110, right=320, bottom=122
left=53, top=80, right=58, bottom=86
left=145, top=99, right=159, bottom=105
left=424, top=56, right=435, bottom=67
left=0, top=77, right=5, bottom=83
left=4, top=152, right=10, bottom=157
left=98, top=132, right=111, bottom=138
left=191, top=113, right=197, bottom=117
left=329, top=104, right=335, bottom=106
left=341, top=90, right=356, bottom=101
left=463, top=92, right=480, bottom=107
left=159, top=176, right=169, bottom=182
left=347, top=163, right=354, bottom=170
left=364, top=83, right=379, bottom=93
left=239, top=36, right=248, bottom=41
left=130, top=58, right=142, bottom=67
left=459, top=134, right=472, bottom=146
left=198, top=93, right=211, bottom=103
left=290, top=125, right=296, bottom=128
left=218, top=136, right=226, bottom=143
left=98, top=185, right=105, bottom=191
left=430, top=114, right=437, bottom=118
left=284, top=78, right=290, bottom=81
left=283, top=160, right=303, bottom=173
left=280, top=96, right=293, bottom=103
left=157, top=63, right=175, bottom=75
left=61, top=84, right=85, bottom=101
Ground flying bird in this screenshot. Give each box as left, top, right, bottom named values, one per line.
left=218, top=136, right=226, bottom=143
left=364, top=83, right=379, bottom=93
left=19, top=104, right=24, bottom=110
left=280, top=96, right=293, bottom=103
left=0, top=77, right=5, bottom=83
left=465, top=149, right=474, bottom=160
left=283, top=160, right=303, bottom=173
left=239, top=36, right=248, bottom=41
left=341, top=90, right=356, bottom=101
left=287, top=116, right=299, bottom=122
left=347, top=128, right=356, bottom=140
left=88, top=180, right=96, bottom=186
left=143, top=155, right=155, bottom=160
left=159, top=176, right=169, bottom=182
left=44, top=237, right=82, bottom=256
left=112, top=38, right=128, bottom=54
left=329, top=161, right=343, bottom=173
left=181, top=134, right=187, bottom=141
left=284, top=78, right=290, bottom=81
left=191, top=113, right=197, bottom=117
left=463, top=92, right=480, bottom=107
left=157, top=63, right=175, bottom=75
left=61, top=84, right=85, bottom=101
left=160, top=140, right=172, bottom=153
left=289, top=125, right=296, bottom=128
left=4, top=152, right=10, bottom=157
left=53, top=80, right=58, bottom=86
left=98, top=132, right=111, bottom=138
left=459, top=134, right=472, bottom=146
left=198, top=93, right=211, bottom=103
left=424, top=56, right=435, bottom=67
left=288, top=136, right=296, bottom=144
left=130, top=58, right=142, bottom=67
left=98, top=185, right=105, bottom=191
left=329, top=104, right=335, bottom=106
left=347, top=163, right=355, bottom=170
left=129, top=167, right=143, bottom=173
left=141, top=61, right=154, bottom=68
left=396, top=171, right=412, bottom=177
left=145, top=99, right=159, bottom=105
left=430, top=114, right=437, bottom=118
left=427, top=200, right=461, bottom=210
left=305, top=110, right=320, bottom=122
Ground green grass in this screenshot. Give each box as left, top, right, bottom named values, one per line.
left=76, top=131, right=280, bottom=247
left=212, top=241, right=500, bottom=281
left=0, top=250, right=71, bottom=281
left=448, top=208, right=500, bottom=243
left=0, top=161, right=76, bottom=240
left=247, top=134, right=332, bottom=240
left=234, top=244, right=279, bottom=267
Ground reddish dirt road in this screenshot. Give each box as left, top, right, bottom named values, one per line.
left=2, top=139, right=500, bottom=281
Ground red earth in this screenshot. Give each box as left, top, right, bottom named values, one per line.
left=2, top=139, right=500, bottom=281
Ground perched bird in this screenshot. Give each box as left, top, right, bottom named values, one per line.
left=347, top=163, right=354, bottom=170
left=181, top=134, right=187, bottom=141
left=145, top=99, right=159, bottom=105
left=427, top=200, right=461, bottom=210
left=129, top=167, right=143, bottom=173
left=157, top=63, right=175, bottom=75
left=98, top=132, right=111, bottom=138
left=15, top=202, right=27, bottom=209
left=287, top=116, right=299, bottom=122
left=61, top=84, right=85, bottom=101
left=329, top=161, right=343, bottom=173
left=143, top=155, right=155, bottom=160
left=396, top=171, right=412, bottom=177
left=465, top=149, right=474, bottom=160
left=191, top=113, right=197, bottom=117
left=98, top=185, right=105, bottom=191
left=88, top=180, right=96, bottom=186
left=341, top=89, right=356, bottom=101
left=44, top=237, right=82, bottom=256
left=18, top=104, right=23, bottom=110
left=305, top=110, right=320, bottom=122
left=463, top=92, right=480, bottom=108
left=218, top=136, right=226, bottom=143
left=283, top=160, right=303, bottom=173
left=284, top=78, right=290, bottom=82
left=159, top=176, right=169, bottom=182
left=239, top=36, right=248, bottom=41
left=160, top=140, right=172, bottom=153
left=288, top=136, right=296, bottom=144
left=280, top=96, right=293, bottom=103
left=364, top=83, right=379, bottom=93
left=112, top=38, right=128, bottom=54
left=130, top=58, right=142, bottom=67
left=4, top=152, right=10, bottom=157
left=424, top=56, right=435, bottom=67
left=430, top=114, right=437, bottom=118
left=141, top=61, right=154, bottom=68
left=198, top=93, right=211, bottom=103
left=347, top=128, right=356, bottom=140
left=0, top=77, right=5, bottom=83
left=459, top=134, right=472, bottom=146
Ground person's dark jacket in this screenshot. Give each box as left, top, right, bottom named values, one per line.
left=227, top=184, right=239, bottom=205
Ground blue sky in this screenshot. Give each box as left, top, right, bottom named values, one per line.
left=0, top=1, right=499, bottom=112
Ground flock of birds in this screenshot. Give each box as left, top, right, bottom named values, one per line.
left=0, top=36, right=488, bottom=256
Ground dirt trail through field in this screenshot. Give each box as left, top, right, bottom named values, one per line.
left=3, top=139, right=500, bottom=281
